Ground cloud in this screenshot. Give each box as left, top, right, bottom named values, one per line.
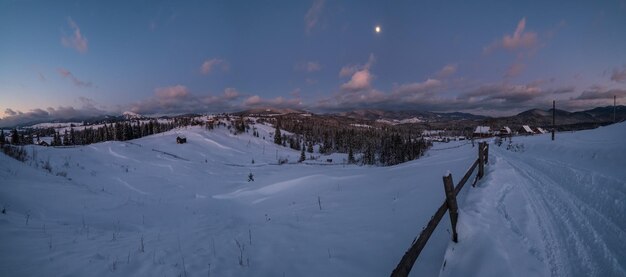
left=461, top=83, right=544, bottom=104
left=304, top=0, right=325, bottom=34
left=155, top=85, right=189, bottom=99
left=4, top=108, right=17, bottom=116
left=562, top=88, right=626, bottom=111
left=484, top=17, right=538, bottom=54
left=201, top=58, right=229, bottom=75
left=504, top=63, right=526, bottom=78
left=128, top=86, right=241, bottom=114
left=223, top=88, right=240, bottom=100
left=435, top=64, right=458, bottom=78
left=340, top=54, right=376, bottom=91
left=574, top=89, right=626, bottom=100
left=393, top=79, right=442, bottom=97
left=339, top=65, right=359, bottom=77
left=0, top=104, right=108, bottom=128
left=61, top=17, right=88, bottom=53
left=342, top=70, right=374, bottom=91
left=243, top=95, right=302, bottom=108
left=610, top=65, right=626, bottom=82
left=295, top=61, right=321, bottom=72
left=57, top=68, right=93, bottom=87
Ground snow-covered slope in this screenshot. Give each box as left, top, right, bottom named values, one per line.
left=2, top=121, right=624, bottom=277
left=0, top=123, right=476, bottom=276
left=441, top=122, right=626, bottom=277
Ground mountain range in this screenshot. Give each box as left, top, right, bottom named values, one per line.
left=2, top=106, right=625, bottom=129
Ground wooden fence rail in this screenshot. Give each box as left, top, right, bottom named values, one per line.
left=391, top=142, right=489, bottom=277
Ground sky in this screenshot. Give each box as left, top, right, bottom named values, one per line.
left=1, top=0, right=626, bottom=126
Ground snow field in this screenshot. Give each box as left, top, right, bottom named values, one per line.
left=1, top=123, right=476, bottom=276
left=441, top=122, right=626, bottom=277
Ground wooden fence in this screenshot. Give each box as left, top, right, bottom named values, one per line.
left=390, top=142, right=489, bottom=277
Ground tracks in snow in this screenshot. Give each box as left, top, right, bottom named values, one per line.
left=495, top=150, right=626, bottom=276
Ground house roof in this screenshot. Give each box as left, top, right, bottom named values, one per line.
left=501, top=126, right=511, bottom=133
left=522, top=125, right=534, bottom=133
left=474, top=126, right=490, bottom=134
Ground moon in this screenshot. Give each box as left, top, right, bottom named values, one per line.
left=375, top=26, right=381, bottom=33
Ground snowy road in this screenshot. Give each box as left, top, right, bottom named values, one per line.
left=441, top=124, right=626, bottom=277
left=501, top=152, right=626, bottom=276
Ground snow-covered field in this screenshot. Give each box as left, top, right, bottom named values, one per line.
left=1, top=122, right=625, bottom=276
left=442, top=122, right=626, bottom=277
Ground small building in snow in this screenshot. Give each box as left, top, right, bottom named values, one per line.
left=498, top=126, right=512, bottom=137
left=519, top=125, right=535, bottom=135
left=535, top=127, right=548, bottom=134
left=473, top=126, right=491, bottom=138
left=176, top=136, right=187, bottom=144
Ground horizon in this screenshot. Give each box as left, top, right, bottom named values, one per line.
left=1, top=1, right=626, bottom=126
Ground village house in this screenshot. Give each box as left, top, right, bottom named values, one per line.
left=535, top=127, right=548, bottom=134
left=519, top=125, right=535, bottom=135
left=473, top=126, right=491, bottom=138
left=498, top=126, right=512, bottom=137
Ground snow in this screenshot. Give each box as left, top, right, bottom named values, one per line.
left=474, top=126, right=490, bottom=134
left=1, top=122, right=625, bottom=277
left=441, top=123, right=626, bottom=276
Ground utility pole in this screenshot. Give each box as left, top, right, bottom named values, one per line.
left=552, top=100, right=556, bottom=140
left=614, top=95, right=617, bottom=123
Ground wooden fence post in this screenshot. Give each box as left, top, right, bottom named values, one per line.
left=478, top=142, right=484, bottom=179
left=443, top=173, right=459, bottom=243
left=484, top=143, right=489, bottom=164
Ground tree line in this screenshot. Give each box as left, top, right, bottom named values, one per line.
left=265, top=115, right=432, bottom=166
left=1, top=120, right=182, bottom=146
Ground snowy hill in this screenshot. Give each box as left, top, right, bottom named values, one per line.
left=1, top=121, right=625, bottom=276
left=441, top=122, right=626, bottom=276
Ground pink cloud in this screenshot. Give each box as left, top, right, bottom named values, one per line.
left=505, top=63, right=526, bottom=78
left=243, top=95, right=302, bottom=108
left=340, top=54, right=376, bottom=91
left=61, top=17, right=88, bottom=53
left=155, top=85, right=189, bottom=99
left=57, top=68, right=92, bottom=87
left=341, top=70, right=374, bottom=91
left=435, top=64, right=458, bottom=78
left=484, top=17, right=538, bottom=54
left=339, top=65, right=359, bottom=77
left=201, top=58, right=229, bottom=75
left=393, top=79, right=442, bottom=96
left=304, top=0, right=325, bottom=34
left=244, top=95, right=262, bottom=106
left=129, top=86, right=241, bottom=114
left=223, top=88, right=239, bottom=100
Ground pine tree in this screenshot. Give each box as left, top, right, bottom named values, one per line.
left=348, top=145, right=355, bottom=164
left=299, top=142, right=306, bottom=162
left=63, top=130, right=69, bottom=146
left=10, top=128, right=20, bottom=145
left=307, top=141, right=314, bottom=153
left=274, top=120, right=282, bottom=145
left=0, top=129, right=4, bottom=146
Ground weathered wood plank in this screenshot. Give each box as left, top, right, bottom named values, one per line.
left=390, top=202, right=448, bottom=277
left=457, top=159, right=479, bottom=193
left=443, top=174, right=459, bottom=243
left=478, top=142, right=485, bottom=179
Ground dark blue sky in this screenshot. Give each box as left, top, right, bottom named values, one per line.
left=1, top=0, right=626, bottom=126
